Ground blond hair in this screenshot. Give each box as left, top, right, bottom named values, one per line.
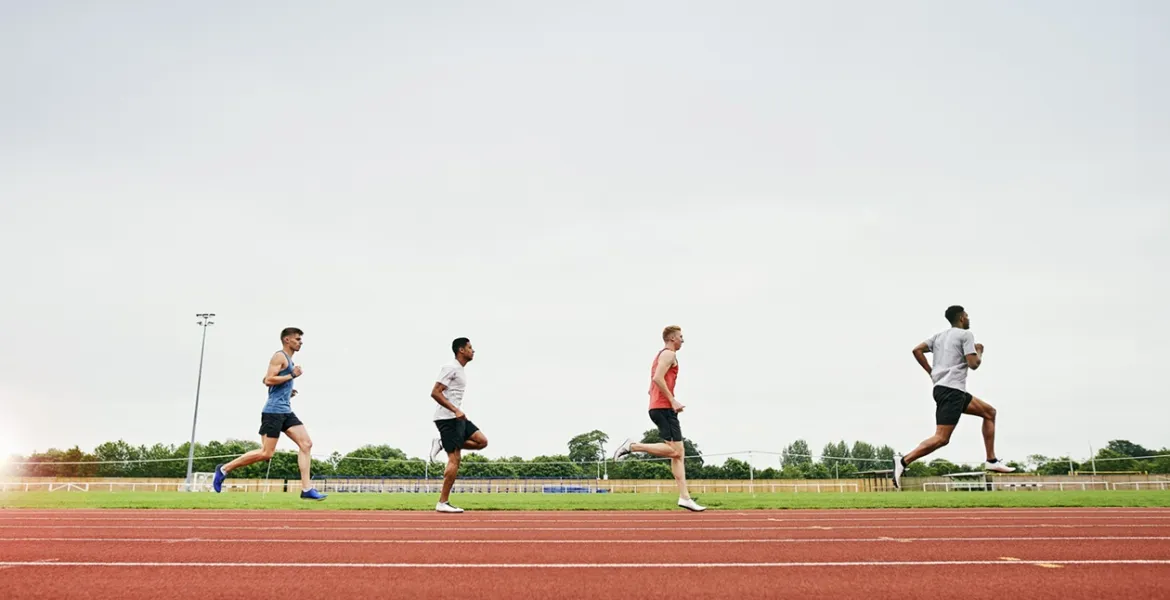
left=662, top=325, right=682, bottom=342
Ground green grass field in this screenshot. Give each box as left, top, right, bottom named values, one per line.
left=2, top=490, right=1168, bottom=510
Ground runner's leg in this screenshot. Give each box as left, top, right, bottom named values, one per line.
left=440, top=450, right=461, bottom=504
left=901, top=424, right=956, bottom=465
left=284, top=424, right=314, bottom=491
left=964, top=396, right=998, bottom=461
left=222, top=435, right=279, bottom=473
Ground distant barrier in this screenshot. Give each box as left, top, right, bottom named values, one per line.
left=305, top=477, right=864, bottom=495
left=0, top=477, right=281, bottom=493
left=1112, top=481, right=1170, bottom=491
left=922, top=480, right=1110, bottom=492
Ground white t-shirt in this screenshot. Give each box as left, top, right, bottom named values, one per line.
left=433, top=363, right=467, bottom=420
left=924, top=327, right=978, bottom=392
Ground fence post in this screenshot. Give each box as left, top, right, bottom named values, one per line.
left=749, top=451, right=755, bottom=495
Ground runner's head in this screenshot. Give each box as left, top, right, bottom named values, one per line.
left=662, top=325, right=684, bottom=351
left=281, top=327, right=304, bottom=351
left=945, top=306, right=969, bottom=330
left=452, top=337, right=474, bottom=363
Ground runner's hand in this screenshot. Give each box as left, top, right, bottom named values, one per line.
left=454, top=410, right=466, bottom=420
left=291, top=390, right=298, bottom=397
left=672, top=402, right=685, bottom=414
left=975, top=343, right=984, bottom=354
left=292, top=365, right=304, bottom=378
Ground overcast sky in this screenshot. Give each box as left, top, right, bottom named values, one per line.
left=1, top=1, right=1167, bottom=471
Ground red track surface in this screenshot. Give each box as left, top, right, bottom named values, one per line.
left=1, top=507, right=1168, bottom=599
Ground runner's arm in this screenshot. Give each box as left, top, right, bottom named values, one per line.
left=430, top=381, right=464, bottom=417
left=965, top=337, right=982, bottom=370
left=652, top=350, right=681, bottom=409
left=262, top=353, right=293, bottom=386
left=911, top=342, right=932, bottom=376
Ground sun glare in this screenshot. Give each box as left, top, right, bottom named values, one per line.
left=0, top=425, right=23, bottom=476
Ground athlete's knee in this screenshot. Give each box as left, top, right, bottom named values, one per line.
left=258, top=448, right=276, bottom=460
left=668, top=443, right=684, bottom=459
left=297, top=439, right=313, bottom=453
left=984, top=405, right=997, bottom=421
left=933, top=435, right=950, bottom=448
left=476, top=435, right=488, bottom=449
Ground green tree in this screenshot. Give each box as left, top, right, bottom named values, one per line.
left=1105, top=440, right=1152, bottom=458
left=926, top=459, right=962, bottom=476
left=782, top=440, right=813, bottom=467
left=720, top=458, right=751, bottom=479
left=59, top=446, right=98, bottom=477
left=801, top=463, right=833, bottom=479
left=1090, top=448, right=1137, bottom=473
left=1026, top=454, right=1049, bottom=473
left=835, top=463, right=859, bottom=478
left=335, top=445, right=419, bottom=477
left=820, top=441, right=852, bottom=474
left=567, top=430, right=609, bottom=464
left=850, top=441, right=877, bottom=470
left=906, top=462, right=931, bottom=477
left=1149, top=451, right=1170, bottom=474
left=93, top=440, right=142, bottom=477
left=609, top=458, right=673, bottom=480
left=516, top=455, right=584, bottom=478
left=1035, top=456, right=1079, bottom=475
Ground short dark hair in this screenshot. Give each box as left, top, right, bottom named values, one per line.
left=944, top=306, right=965, bottom=325
left=281, top=327, right=304, bottom=340
left=452, top=337, right=470, bottom=355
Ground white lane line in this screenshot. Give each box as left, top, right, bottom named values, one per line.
left=0, top=559, right=1167, bottom=569
left=1, top=535, right=1168, bottom=545
left=0, top=558, right=56, bottom=571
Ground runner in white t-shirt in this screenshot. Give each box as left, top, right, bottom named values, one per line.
left=428, top=337, right=488, bottom=513
left=893, top=306, right=1015, bottom=489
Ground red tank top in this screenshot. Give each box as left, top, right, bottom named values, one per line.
left=648, top=348, right=678, bottom=410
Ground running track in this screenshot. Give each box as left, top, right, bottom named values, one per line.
left=1, top=507, right=1168, bottom=599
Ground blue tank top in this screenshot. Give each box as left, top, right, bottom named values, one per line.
left=262, top=351, right=295, bottom=414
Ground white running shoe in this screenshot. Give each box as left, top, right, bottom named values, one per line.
left=613, top=438, right=633, bottom=462
left=893, top=455, right=906, bottom=490
left=984, top=460, right=1016, bottom=473
left=430, top=438, right=445, bottom=462
left=436, top=501, right=464, bottom=513
left=678, top=497, right=706, bottom=512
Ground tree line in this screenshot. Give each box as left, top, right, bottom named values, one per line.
left=6, top=434, right=1166, bottom=480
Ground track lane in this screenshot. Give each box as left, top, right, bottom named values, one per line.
left=0, top=563, right=1168, bottom=600
left=1, top=535, right=1168, bottom=563
left=0, top=507, right=1166, bottom=599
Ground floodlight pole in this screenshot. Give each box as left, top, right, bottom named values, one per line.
left=184, top=313, right=215, bottom=491
left=599, top=440, right=608, bottom=480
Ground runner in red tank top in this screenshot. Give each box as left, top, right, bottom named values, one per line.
left=648, top=348, right=678, bottom=410
left=613, top=325, right=705, bottom=511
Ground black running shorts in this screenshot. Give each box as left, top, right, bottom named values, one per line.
left=435, top=418, right=480, bottom=454
left=259, top=412, right=303, bottom=438
left=933, top=386, right=973, bottom=426
left=648, top=408, right=683, bottom=442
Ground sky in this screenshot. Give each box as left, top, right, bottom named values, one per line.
left=1, top=1, right=1167, bottom=471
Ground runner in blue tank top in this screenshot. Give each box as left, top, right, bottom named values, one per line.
left=213, top=327, right=326, bottom=500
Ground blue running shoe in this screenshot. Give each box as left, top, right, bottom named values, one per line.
left=212, top=464, right=227, bottom=493
left=300, top=488, right=327, bottom=501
